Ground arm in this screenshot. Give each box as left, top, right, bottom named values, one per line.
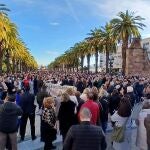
left=17, top=106, right=23, bottom=116
left=63, top=127, right=73, bottom=150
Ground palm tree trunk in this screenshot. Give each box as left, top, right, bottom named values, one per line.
left=122, top=38, right=128, bottom=75
left=81, top=56, right=84, bottom=73
left=106, top=46, right=109, bottom=73
left=87, top=54, right=91, bottom=73
left=6, top=49, right=10, bottom=74
left=0, top=41, right=3, bottom=75
left=95, top=48, right=98, bottom=73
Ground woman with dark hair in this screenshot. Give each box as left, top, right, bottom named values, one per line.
left=109, top=89, right=121, bottom=116
left=111, top=96, right=132, bottom=150
left=58, top=93, right=76, bottom=141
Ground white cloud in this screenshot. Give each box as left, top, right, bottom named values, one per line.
left=75, top=0, right=150, bottom=37
left=49, top=22, right=60, bottom=26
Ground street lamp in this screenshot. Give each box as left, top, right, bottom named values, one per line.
left=109, top=56, right=114, bottom=74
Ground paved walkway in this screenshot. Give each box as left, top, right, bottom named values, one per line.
left=18, top=102, right=140, bottom=150
left=18, top=113, right=140, bottom=150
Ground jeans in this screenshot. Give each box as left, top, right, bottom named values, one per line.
left=0, top=132, right=17, bottom=150
left=20, top=113, right=35, bottom=140
left=101, top=121, right=108, bottom=133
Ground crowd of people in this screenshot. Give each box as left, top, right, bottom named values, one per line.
left=0, top=71, right=150, bottom=150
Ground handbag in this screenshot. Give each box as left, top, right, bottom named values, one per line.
left=111, top=126, right=125, bottom=143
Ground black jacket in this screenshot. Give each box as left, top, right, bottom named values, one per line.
left=58, top=100, right=76, bottom=134
left=37, top=91, right=49, bottom=108
left=99, top=97, right=109, bottom=122
left=109, top=94, right=121, bottom=115
left=63, top=121, right=107, bottom=150
left=20, top=92, right=36, bottom=114
left=0, top=102, right=22, bottom=133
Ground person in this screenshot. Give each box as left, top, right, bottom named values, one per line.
left=41, top=97, right=56, bottom=150
left=136, top=102, right=150, bottom=150
left=65, top=88, right=78, bottom=107
left=134, top=79, right=144, bottom=103
left=80, top=92, right=100, bottom=125
left=111, top=96, right=132, bottom=150
left=37, top=84, right=49, bottom=110
left=109, top=89, right=121, bottom=116
left=58, top=92, right=76, bottom=141
left=99, top=89, right=109, bottom=133
left=144, top=114, right=150, bottom=150
left=63, top=107, right=107, bottom=150
left=0, top=94, right=22, bottom=150
left=19, top=87, right=36, bottom=141
left=126, top=85, right=136, bottom=107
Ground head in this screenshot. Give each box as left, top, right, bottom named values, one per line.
left=87, top=92, right=94, bottom=100
left=43, top=97, right=55, bottom=109
left=83, top=88, right=90, bottom=95
left=99, top=88, right=107, bottom=98
left=75, top=91, right=81, bottom=99
left=79, top=107, right=92, bottom=122
left=66, top=88, right=75, bottom=96
left=61, top=92, right=70, bottom=102
left=5, top=94, right=16, bottom=103
left=118, top=96, right=132, bottom=117
left=127, top=86, right=133, bottom=93
left=41, top=84, right=47, bottom=92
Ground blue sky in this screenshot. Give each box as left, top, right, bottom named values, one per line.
left=3, top=0, right=150, bottom=66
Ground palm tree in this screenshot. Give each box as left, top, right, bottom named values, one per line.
left=111, top=10, right=145, bottom=74
left=87, top=28, right=102, bottom=73
left=100, top=23, right=117, bottom=73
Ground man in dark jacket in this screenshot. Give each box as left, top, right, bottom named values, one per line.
left=63, top=107, right=107, bottom=150
left=0, top=94, right=22, bottom=150
left=19, top=87, right=36, bottom=141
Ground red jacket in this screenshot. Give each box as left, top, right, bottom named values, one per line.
left=80, top=100, right=100, bottom=125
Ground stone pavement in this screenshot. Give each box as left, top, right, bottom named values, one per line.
left=18, top=101, right=140, bottom=150
left=18, top=113, right=140, bottom=150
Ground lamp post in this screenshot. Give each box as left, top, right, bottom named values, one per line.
left=109, top=56, right=114, bottom=74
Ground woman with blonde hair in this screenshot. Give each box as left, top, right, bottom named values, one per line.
left=80, top=88, right=90, bottom=102
left=41, top=97, right=56, bottom=150
left=65, top=88, right=78, bottom=107
left=58, top=92, right=76, bottom=141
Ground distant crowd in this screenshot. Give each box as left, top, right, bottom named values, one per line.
left=0, top=71, right=150, bottom=150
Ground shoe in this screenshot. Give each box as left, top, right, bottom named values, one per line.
left=32, top=136, right=37, bottom=141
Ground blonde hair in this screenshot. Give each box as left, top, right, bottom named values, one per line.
left=83, top=88, right=90, bottom=94
left=99, top=88, right=106, bottom=98
left=66, top=88, right=75, bottom=95
left=61, top=92, right=70, bottom=102
left=43, top=97, right=55, bottom=109
left=91, top=86, right=98, bottom=94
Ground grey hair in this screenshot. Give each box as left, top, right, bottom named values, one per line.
left=79, top=107, right=92, bottom=119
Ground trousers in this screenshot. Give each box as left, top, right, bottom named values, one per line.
left=20, top=113, right=35, bottom=140
left=0, top=132, right=17, bottom=150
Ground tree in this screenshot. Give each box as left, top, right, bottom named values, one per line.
left=111, top=10, right=145, bottom=74
left=87, top=28, right=102, bottom=73
left=100, top=23, right=116, bottom=73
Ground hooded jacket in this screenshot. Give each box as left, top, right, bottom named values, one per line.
left=0, top=102, right=22, bottom=133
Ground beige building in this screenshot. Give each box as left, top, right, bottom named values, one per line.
left=141, top=37, right=150, bottom=60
